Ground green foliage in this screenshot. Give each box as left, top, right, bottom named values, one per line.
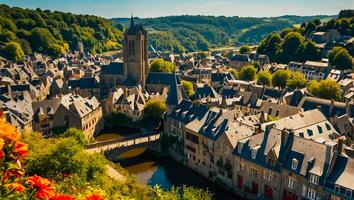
left=272, top=69, right=292, bottom=88
left=182, top=80, right=194, bottom=98
left=61, top=128, right=89, bottom=145
left=151, top=185, right=213, bottom=200
left=113, top=15, right=331, bottom=53
left=257, top=70, right=272, bottom=86
left=239, top=45, right=251, bottom=54
left=257, top=33, right=282, bottom=62
left=307, top=79, right=341, bottom=100
left=143, top=99, right=166, bottom=124
left=150, top=58, right=176, bottom=73
left=329, top=47, right=353, bottom=70
left=338, top=10, right=354, bottom=19
left=239, top=65, right=257, bottom=81
left=267, top=115, right=280, bottom=122
left=105, top=112, right=134, bottom=129
left=286, top=71, right=307, bottom=89
left=1, top=41, right=24, bottom=61
left=230, top=69, right=239, bottom=79
left=0, top=4, right=123, bottom=58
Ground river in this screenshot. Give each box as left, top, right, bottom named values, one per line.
left=95, top=129, right=242, bottom=200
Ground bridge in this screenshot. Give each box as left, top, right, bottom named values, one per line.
left=85, top=132, right=161, bottom=154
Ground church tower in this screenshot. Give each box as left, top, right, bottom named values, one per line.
left=123, top=15, right=148, bottom=88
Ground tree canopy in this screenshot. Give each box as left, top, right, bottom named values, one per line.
left=150, top=58, right=176, bottom=73
left=307, top=79, right=341, bottom=100
left=239, top=65, right=257, bottom=81
left=182, top=80, right=194, bottom=98
left=286, top=71, right=307, bottom=89
left=257, top=70, right=272, bottom=86
left=272, top=69, right=292, bottom=88
left=239, top=45, right=251, bottom=54
left=143, top=99, right=166, bottom=124
left=329, top=47, right=353, bottom=70
left=0, top=4, right=123, bottom=59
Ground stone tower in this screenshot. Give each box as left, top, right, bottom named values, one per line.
left=123, top=15, right=148, bottom=88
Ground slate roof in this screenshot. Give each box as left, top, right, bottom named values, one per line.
left=230, top=54, right=250, bottom=62
left=146, top=72, right=181, bottom=86
left=194, top=84, right=218, bottom=100
left=101, top=61, right=124, bottom=75
left=68, top=77, right=98, bottom=89
left=166, top=73, right=187, bottom=106
left=299, top=97, right=353, bottom=118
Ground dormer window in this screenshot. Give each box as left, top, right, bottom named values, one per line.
left=309, top=173, right=319, bottom=185
left=251, top=149, right=257, bottom=160
left=291, top=159, right=298, bottom=170
left=238, top=143, right=243, bottom=154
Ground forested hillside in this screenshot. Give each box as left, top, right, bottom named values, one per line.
left=113, top=15, right=334, bottom=53
left=0, top=4, right=123, bottom=61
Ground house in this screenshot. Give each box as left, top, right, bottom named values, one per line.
left=54, top=93, right=103, bottom=138
left=288, top=61, right=332, bottom=81
left=32, top=98, right=61, bottom=134
left=230, top=54, right=251, bottom=70
left=310, top=29, right=341, bottom=44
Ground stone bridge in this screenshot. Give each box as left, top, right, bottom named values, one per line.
left=85, top=132, right=161, bottom=155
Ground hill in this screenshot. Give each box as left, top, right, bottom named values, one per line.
left=0, top=4, right=123, bottom=61
left=112, top=15, right=335, bottom=53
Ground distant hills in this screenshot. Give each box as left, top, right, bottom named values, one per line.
left=112, top=15, right=335, bottom=53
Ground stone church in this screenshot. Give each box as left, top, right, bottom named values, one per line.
left=100, top=16, right=149, bottom=96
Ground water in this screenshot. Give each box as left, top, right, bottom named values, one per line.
left=96, top=130, right=243, bottom=200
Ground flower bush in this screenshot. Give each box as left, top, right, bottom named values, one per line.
left=0, top=115, right=104, bottom=200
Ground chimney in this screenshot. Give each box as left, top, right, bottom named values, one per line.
left=329, top=99, right=335, bottom=117
left=337, top=137, right=344, bottom=154
left=281, top=128, right=289, bottom=146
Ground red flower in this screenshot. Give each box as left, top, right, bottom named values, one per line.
left=13, top=141, right=28, bottom=157
left=7, top=182, right=25, bottom=193
left=85, top=194, right=104, bottom=200
left=51, top=194, right=75, bottom=200
left=27, top=175, right=55, bottom=199
left=5, top=169, right=25, bottom=178
left=0, top=150, right=4, bottom=159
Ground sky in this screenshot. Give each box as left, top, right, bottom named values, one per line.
left=0, top=0, right=353, bottom=18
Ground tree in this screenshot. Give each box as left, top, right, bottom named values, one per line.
left=150, top=58, right=176, bottom=73
left=272, top=69, right=292, bottom=88
left=286, top=71, right=307, bottom=89
left=329, top=47, right=346, bottom=65
left=143, top=99, right=166, bottom=124
left=307, top=79, right=341, bottom=100
left=182, top=80, right=194, bottom=98
left=280, top=28, right=292, bottom=38
left=257, top=33, right=281, bottom=62
left=239, top=65, right=257, bottom=81
left=257, top=70, right=272, bottom=86
left=61, top=128, right=88, bottom=145
left=281, top=32, right=305, bottom=62
left=332, top=49, right=353, bottom=70
left=1, top=42, right=24, bottom=61
left=230, top=69, right=238, bottom=79
left=239, top=45, right=250, bottom=54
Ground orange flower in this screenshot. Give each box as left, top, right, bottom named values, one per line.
left=51, top=194, right=75, bottom=200
left=7, top=182, right=26, bottom=193
left=5, top=169, right=25, bottom=178
left=13, top=141, right=29, bottom=157
left=27, top=175, right=55, bottom=199
left=0, top=138, right=4, bottom=150
left=0, top=119, right=20, bottom=142
left=85, top=194, right=104, bottom=200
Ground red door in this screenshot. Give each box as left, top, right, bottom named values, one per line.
left=252, top=181, right=258, bottom=195
left=237, top=175, right=243, bottom=190
left=264, top=185, right=273, bottom=199
left=282, top=189, right=297, bottom=200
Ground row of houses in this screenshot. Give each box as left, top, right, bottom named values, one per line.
left=164, top=99, right=353, bottom=200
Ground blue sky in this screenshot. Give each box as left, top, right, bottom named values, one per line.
left=0, top=0, right=353, bottom=18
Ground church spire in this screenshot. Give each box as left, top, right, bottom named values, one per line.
left=130, top=14, right=134, bottom=28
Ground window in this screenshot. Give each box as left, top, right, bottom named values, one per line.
left=309, top=174, right=319, bottom=185
left=288, top=176, right=296, bottom=189
left=317, top=125, right=323, bottom=134
left=346, top=189, right=352, bottom=198
left=251, top=149, right=257, bottom=160
left=264, top=170, right=273, bottom=182
left=238, top=143, right=243, bottom=154
left=275, top=110, right=280, bottom=117
left=238, top=163, right=245, bottom=172
left=250, top=168, right=258, bottom=178
left=306, top=187, right=316, bottom=200
left=291, top=159, right=298, bottom=170
left=334, top=185, right=340, bottom=194
left=307, top=129, right=313, bottom=137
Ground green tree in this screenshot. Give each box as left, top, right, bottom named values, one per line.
left=230, top=69, right=239, bottom=79
left=329, top=47, right=346, bottom=65
left=1, top=42, right=24, bottom=61
left=182, top=80, right=194, bottom=98
left=150, top=58, right=176, bottom=73
left=307, top=79, right=341, bottom=100
left=239, top=65, right=257, bottom=81
left=286, top=71, right=307, bottom=89
left=257, top=70, right=272, bottom=86
left=257, top=33, right=282, bottom=62
left=332, top=49, right=353, bottom=70
left=280, top=32, right=305, bottom=62
left=61, top=128, right=88, bottom=145
left=272, top=69, right=292, bottom=88
left=239, top=45, right=251, bottom=54
left=143, top=99, right=166, bottom=124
